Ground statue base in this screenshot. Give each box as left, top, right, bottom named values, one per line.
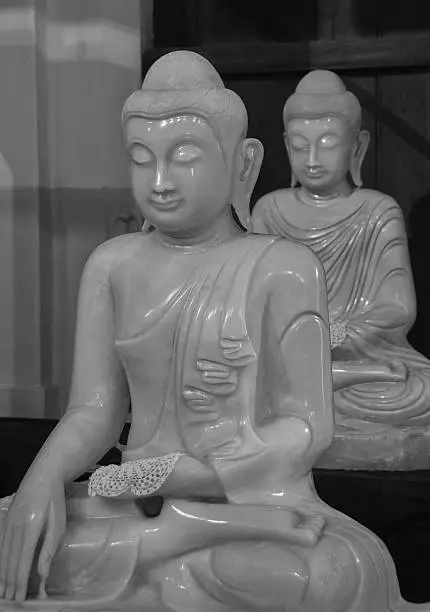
left=316, top=425, right=430, bottom=470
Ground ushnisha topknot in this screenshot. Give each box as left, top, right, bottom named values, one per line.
left=122, top=51, right=248, bottom=150
left=283, top=70, right=362, bottom=129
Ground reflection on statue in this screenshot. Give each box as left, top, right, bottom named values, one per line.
left=252, top=69, right=430, bottom=470
left=0, top=54, right=427, bottom=612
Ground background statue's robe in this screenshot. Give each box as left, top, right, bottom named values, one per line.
left=253, top=188, right=430, bottom=428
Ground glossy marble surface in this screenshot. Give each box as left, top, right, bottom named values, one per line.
left=253, top=69, right=430, bottom=470
left=0, top=55, right=428, bottom=611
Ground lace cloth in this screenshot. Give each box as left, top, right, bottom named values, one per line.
left=88, top=452, right=183, bottom=498
left=330, top=318, right=347, bottom=348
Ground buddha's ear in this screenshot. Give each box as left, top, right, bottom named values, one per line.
left=283, top=132, right=298, bottom=187
left=232, top=138, right=264, bottom=230
left=350, top=129, right=370, bottom=188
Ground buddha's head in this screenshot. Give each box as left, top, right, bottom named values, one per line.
left=122, top=51, right=263, bottom=233
left=283, top=70, right=369, bottom=197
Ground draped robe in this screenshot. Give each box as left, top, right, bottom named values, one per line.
left=0, top=232, right=419, bottom=611
left=252, top=188, right=430, bottom=430
left=119, top=235, right=281, bottom=473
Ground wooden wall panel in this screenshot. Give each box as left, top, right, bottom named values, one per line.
left=345, top=73, right=378, bottom=188
left=377, top=71, right=430, bottom=225
left=374, top=72, right=430, bottom=356
left=225, top=75, right=298, bottom=206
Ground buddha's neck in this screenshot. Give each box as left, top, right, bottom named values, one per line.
left=300, top=180, right=353, bottom=206
left=154, top=210, right=241, bottom=252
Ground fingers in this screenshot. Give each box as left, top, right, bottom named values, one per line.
left=296, top=516, right=326, bottom=547
left=387, top=360, right=408, bottom=381
left=295, top=526, right=320, bottom=547
left=196, top=360, right=231, bottom=374
left=0, top=523, right=27, bottom=601
left=0, top=499, right=64, bottom=602
left=11, top=521, right=42, bottom=603
left=196, top=359, right=237, bottom=390
left=5, top=527, right=24, bottom=600
left=37, top=499, right=65, bottom=582
left=0, top=513, right=45, bottom=602
left=14, top=523, right=40, bottom=603
left=0, top=519, right=13, bottom=598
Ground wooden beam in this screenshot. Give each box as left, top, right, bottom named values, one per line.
left=318, top=0, right=336, bottom=40
left=333, top=0, right=355, bottom=38
left=143, top=33, right=430, bottom=76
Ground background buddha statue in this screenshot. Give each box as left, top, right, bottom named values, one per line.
left=0, top=54, right=427, bottom=612
left=252, top=69, right=430, bottom=470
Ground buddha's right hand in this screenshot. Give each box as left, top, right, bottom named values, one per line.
left=0, top=476, right=66, bottom=602
left=385, top=360, right=408, bottom=382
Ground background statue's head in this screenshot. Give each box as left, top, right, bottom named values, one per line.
left=283, top=70, right=370, bottom=196
left=122, top=51, right=263, bottom=232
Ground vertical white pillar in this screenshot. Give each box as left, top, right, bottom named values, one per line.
left=0, top=0, right=151, bottom=417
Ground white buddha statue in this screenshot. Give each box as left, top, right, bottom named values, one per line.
left=0, top=54, right=428, bottom=612
left=252, top=69, right=430, bottom=470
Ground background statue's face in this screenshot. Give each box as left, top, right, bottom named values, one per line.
left=286, top=116, right=353, bottom=196
left=125, top=114, right=232, bottom=234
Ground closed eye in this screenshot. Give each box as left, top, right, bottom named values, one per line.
left=129, top=144, right=153, bottom=165
left=289, top=135, right=309, bottom=151
left=320, top=135, right=341, bottom=148
left=171, top=144, right=202, bottom=163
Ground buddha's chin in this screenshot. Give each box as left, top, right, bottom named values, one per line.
left=301, top=177, right=339, bottom=197
left=302, top=175, right=329, bottom=187
left=141, top=202, right=188, bottom=228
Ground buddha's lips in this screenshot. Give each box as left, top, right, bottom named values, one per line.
left=148, top=197, right=183, bottom=210
left=305, top=170, right=326, bottom=179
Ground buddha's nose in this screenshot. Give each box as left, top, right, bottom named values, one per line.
left=153, top=163, right=175, bottom=193
left=306, top=146, right=320, bottom=168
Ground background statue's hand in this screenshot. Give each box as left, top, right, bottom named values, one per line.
left=0, top=476, right=66, bottom=602
left=386, top=360, right=408, bottom=383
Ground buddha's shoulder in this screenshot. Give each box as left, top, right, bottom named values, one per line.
left=83, top=233, right=147, bottom=275
left=357, top=188, right=401, bottom=212
left=252, top=189, right=296, bottom=217
left=244, top=234, right=323, bottom=284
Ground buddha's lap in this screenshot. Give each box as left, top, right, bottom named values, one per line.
left=0, top=491, right=400, bottom=612
left=201, top=537, right=359, bottom=610
left=43, top=524, right=361, bottom=611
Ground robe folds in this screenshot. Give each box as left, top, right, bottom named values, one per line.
left=254, top=189, right=430, bottom=428
left=0, top=233, right=416, bottom=611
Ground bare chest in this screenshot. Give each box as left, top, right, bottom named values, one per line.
left=111, top=249, right=204, bottom=340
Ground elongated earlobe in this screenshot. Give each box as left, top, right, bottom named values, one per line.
left=350, top=130, right=370, bottom=188
left=232, top=138, right=264, bottom=230
left=284, top=132, right=298, bottom=188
